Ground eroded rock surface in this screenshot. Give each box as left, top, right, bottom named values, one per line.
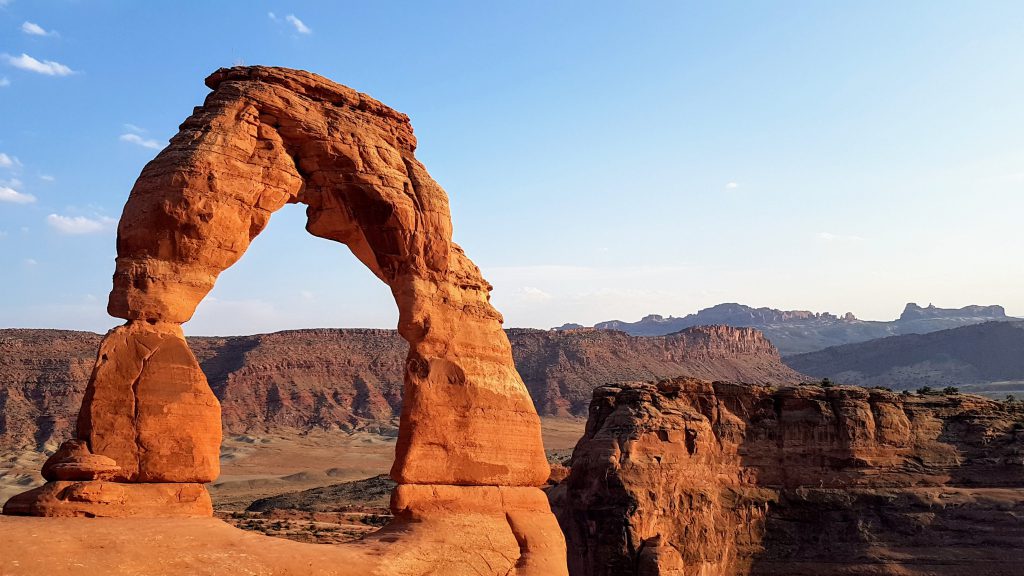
left=0, top=325, right=804, bottom=453
left=551, top=378, right=1024, bottom=575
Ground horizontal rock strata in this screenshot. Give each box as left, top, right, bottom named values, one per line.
left=551, top=378, right=1024, bottom=575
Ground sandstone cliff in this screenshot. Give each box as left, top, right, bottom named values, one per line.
left=550, top=378, right=1024, bottom=575
left=0, top=325, right=802, bottom=451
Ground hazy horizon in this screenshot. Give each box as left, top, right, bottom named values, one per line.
left=2, top=2, right=1023, bottom=334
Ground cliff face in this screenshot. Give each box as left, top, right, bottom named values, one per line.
left=0, top=330, right=103, bottom=452
left=0, top=325, right=801, bottom=451
left=550, top=378, right=1024, bottom=576
left=511, top=326, right=804, bottom=416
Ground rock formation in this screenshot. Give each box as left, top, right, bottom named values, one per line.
left=0, top=325, right=804, bottom=453
left=511, top=326, right=804, bottom=415
left=550, top=378, right=1024, bottom=575
left=2, top=66, right=565, bottom=574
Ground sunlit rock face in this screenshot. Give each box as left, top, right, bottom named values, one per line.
left=3, top=66, right=565, bottom=576
left=551, top=378, right=1024, bottom=576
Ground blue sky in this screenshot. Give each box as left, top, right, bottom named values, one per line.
left=1, top=1, right=1022, bottom=334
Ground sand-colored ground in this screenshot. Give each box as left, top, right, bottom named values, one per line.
left=1, top=417, right=587, bottom=512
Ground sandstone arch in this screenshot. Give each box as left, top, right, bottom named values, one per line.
left=4, top=66, right=566, bottom=575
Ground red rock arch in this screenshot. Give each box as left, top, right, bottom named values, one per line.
left=5, top=67, right=565, bottom=575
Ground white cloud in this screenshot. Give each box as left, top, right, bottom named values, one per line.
left=24, top=258, right=37, bottom=266
left=46, top=214, right=116, bottom=234
left=3, top=53, right=74, bottom=76
left=725, top=181, right=739, bottom=189
left=0, top=186, right=35, bottom=204
left=122, top=123, right=146, bottom=133
left=119, top=133, right=160, bottom=150
left=0, top=77, right=9, bottom=87
left=269, top=12, right=311, bottom=34
left=0, top=152, right=20, bottom=168
left=39, top=174, right=55, bottom=182
left=21, top=21, right=56, bottom=36
left=300, top=289, right=315, bottom=301
left=286, top=14, right=312, bottom=34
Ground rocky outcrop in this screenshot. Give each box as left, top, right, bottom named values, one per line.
left=3, top=66, right=565, bottom=575
left=0, top=325, right=803, bottom=452
left=551, top=378, right=1024, bottom=575
left=899, top=302, right=1007, bottom=321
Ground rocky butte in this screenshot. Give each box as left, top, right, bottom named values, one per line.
left=550, top=378, right=1024, bottom=575
left=0, top=66, right=567, bottom=575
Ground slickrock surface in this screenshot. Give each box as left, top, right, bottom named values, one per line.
left=550, top=378, right=1024, bottom=575
left=0, top=509, right=560, bottom=576
left=0, top=325, right=803, bottom=453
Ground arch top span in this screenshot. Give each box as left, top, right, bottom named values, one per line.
left=111, top=65, right=454, bottom=325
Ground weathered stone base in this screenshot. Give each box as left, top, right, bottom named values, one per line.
left=388, top=484, right=568, bottom=575
left=0, top=485, right=567, bottom=576
left=2, top=481, right=212, bottom=518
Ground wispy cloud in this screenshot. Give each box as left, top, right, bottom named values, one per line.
left=46, top=213, right=116, bottom=234
left=0, top=152, right=20, bottom=168
left=286, top=14, right=312, bottom=34
left=119, top=133, right=160, bottom=150
left=2, top=53, right=75, bottom=76
left=724, top=181, right=739, bottom=189
left=269, top=12, right=312, bottom=35
left=519, top=286, right=553, bottom=302
left=0, top=77, right=9, bottom=87
left=21, top=21, right=57, bottom=37
left=0, top=185, right=36, bottom=204
left=39, top=174, right=55, bottom=182
left=122, top=123, right=146, bottom=133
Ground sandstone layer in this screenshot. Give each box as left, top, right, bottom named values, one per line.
left=3, top=66, right=565, bottom=574
left=550, top=378, right=1024, bottom=575
left=0, top=325, right=803, bottom=453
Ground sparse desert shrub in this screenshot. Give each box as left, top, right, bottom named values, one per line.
left=901, top=390, right=912, bottom=397
left=1007, top=394, right=1017, bottom=404
left=942, top=386, right=959, bottom=395
left=917, top=386, right=934, bottom=395
left=818, top=378, right=834, bottom=388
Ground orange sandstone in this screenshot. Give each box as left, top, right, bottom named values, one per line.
left=2, top=66, right=565, bottom=575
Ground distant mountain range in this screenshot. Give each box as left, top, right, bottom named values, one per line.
left=557, top=302, right=1014, bottom=355
left=784, top=320, right=1024, bottom=396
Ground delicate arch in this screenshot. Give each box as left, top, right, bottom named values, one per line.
left=6, top=67, right=565, bottom=576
